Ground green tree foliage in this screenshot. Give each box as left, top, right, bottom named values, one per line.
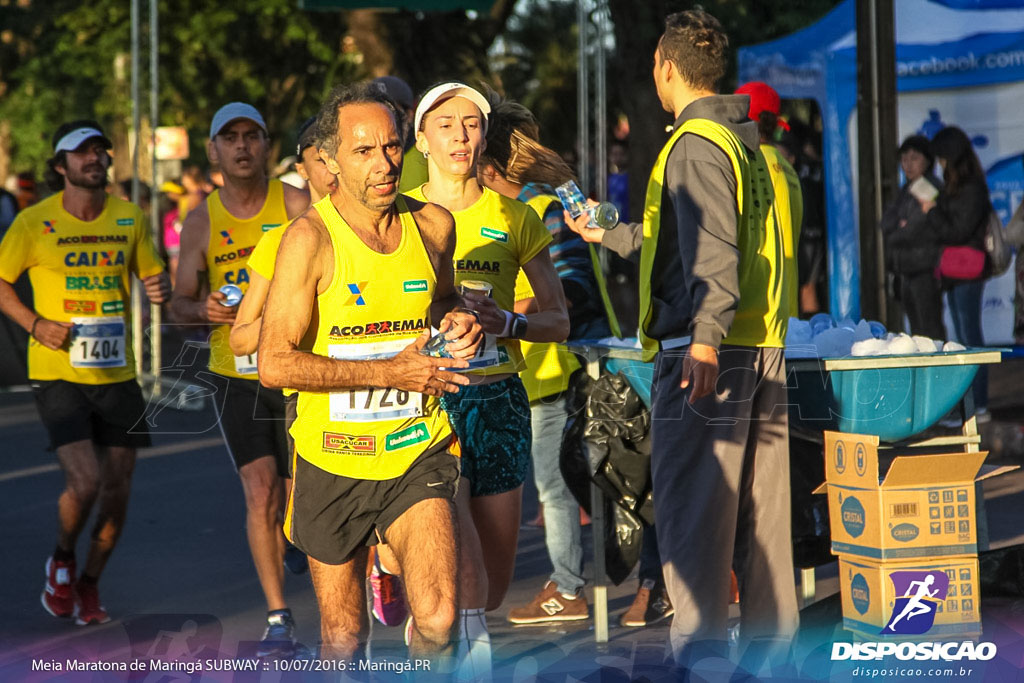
left=0, top=0, right=362, bottom=178
left=491, top=0, right=579, bottom=158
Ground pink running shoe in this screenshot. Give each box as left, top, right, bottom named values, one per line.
left=370, top=564, right=408, bottom=627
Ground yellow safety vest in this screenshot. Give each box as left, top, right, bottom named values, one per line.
left=761, top=143, right=802, bottom=319
left=638, top=119, right=788, bottom=361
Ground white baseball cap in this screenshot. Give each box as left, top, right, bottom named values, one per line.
left=54, top=127, right=112, bottom=154
left=209, top=102, right=268, bottom=139
left=414, top=82, right=491, bottom=133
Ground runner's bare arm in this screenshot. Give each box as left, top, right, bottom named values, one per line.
left=283, top=183, right=312, bottom=219
left=229, top=271, right=269, bottom=356
left=464, top=248, right=568, bottom=343
left=170, top=204, right=236, bottom=325
left=0, top=277, right=71, bottom=349
left=257, top=214, right=470, bottom=396
left=518, top=249, right=569, bottom=342
left=412, top=201, right=482, bottom=358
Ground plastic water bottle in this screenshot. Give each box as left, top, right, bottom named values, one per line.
left=421, top=331, right=452, bottom=358
left=587, top=201, right=619, bottom=230
left=555, top=180, right=618, bottom=230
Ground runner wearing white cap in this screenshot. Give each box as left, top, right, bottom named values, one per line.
left=0, top=119, right=170, bottom=626
left=405, top=82, right=569, bottom=679
left=170, top=102, right=310, bottom=656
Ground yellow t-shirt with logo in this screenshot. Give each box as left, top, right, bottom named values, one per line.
left=0, top=192, right=164, bottom=384
left=405, top=186, right=552, bottom=376
left=514, top=192, right=580, bottom=402
left=246, top=221, right=298, bottom=398
left=289, top=195, right=451, bottom=479
left=205, top=179, right=288, bottom=379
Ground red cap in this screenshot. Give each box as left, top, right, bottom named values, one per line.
left=735, top=81, right=790, bottom=131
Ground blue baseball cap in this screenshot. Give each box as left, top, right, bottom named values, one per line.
left=209, top=102, right=268, bottom=139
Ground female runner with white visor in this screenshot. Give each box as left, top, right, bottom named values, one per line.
left=406, top=82, right=569, bottom=678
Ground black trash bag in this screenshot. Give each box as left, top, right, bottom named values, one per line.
left=980, top=543, right=1024, bottom=598
left=560, top=367, right=653, bottom=585
left=605, top=499, right=644, bottom=586
left=789, top=434, right=833, bottom=569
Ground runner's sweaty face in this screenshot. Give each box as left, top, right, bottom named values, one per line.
left=209, top=119, right=269, bottom=182
left=328, top=102, right=403, bottom=211
left=60, top=140, right=110, bottom=190
left=417, top=96, right=485, bottom=181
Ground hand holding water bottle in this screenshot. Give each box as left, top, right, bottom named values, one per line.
left=555, top=180, right=619, bottom=230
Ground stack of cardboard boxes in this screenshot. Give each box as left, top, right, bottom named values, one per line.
left=815, top=431, right=1015, bottom=639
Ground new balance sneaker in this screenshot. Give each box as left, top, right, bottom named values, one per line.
left=370, top=564, right=408, bottom=626
left=284, top=541, right=308, bottom=575
left=73, top=580, right=111, bottom=625
left=257, top=609, right=296, bottom=658
left=507, top=581, right=589, bottom=624
left=620, top=579, right=674, bottom=627
left=41, top=557, right=75, bottom=618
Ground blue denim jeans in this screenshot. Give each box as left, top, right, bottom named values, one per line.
left=530, top=394, right=585, bottom=593
left=947, top=280, right=988, bottom=410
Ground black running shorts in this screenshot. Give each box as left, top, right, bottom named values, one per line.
left=287, top=440, right=459, bottom=565
left=208, top=373, right=289, bottom=477
left=31, top=379, right=151, bottom=451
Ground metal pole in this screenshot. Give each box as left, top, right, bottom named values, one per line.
left=593, top=0, right=610, bottom=284
left=130, top=0, right=144, bottom=380
left=149, top=0, right=162, bottom=395
left=594, top=0, right=607, bottom=203
left=576, top=0, right=590, bottom=194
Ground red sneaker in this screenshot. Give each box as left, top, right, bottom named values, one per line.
left=74, top=580, right=111, bottom=625
left=41, top=557, right=75, bottom=618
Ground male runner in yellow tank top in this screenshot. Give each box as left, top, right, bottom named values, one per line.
left=0, top=120, right=169, bottom=626
left=258, top=83, right=482, bottom=665
left=169, top=103, right=310, bottom=656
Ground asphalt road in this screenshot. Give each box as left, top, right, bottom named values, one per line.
left=1, top=352, right=1022, bottom=681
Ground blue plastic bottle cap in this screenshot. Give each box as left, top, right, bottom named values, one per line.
left=218, top=284, right=243, bottom=307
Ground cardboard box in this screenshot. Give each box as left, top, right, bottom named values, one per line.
left=839, top=555, right=981, bottom=638
left=813, top=431, right=1015, bottom=561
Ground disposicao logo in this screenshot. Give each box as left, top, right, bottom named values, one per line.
left=883, top=570, right=947, bottom=635
left=832, top=570, right=997, bottom=663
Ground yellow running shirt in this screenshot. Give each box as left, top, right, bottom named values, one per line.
left=0, top=192, right=163, bottom=384
left=246, top=222, right=297, bottom=398
left=290, top=195, right=452, bottom=479
left=205, top=179, right=288, bottom=379
left=405, top=186, right=551, bottom=376
left=514, top=192, right=580, bottom=402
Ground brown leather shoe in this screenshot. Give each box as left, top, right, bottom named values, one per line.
left=507, top=581, right=589, bottom=624
left=620, top=579, right=674, bottom=627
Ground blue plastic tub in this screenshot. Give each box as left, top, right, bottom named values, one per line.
left=786, top=351, right=991, bottom=442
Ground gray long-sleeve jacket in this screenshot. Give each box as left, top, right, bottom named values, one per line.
left=601, top=95, right=758, bottom=349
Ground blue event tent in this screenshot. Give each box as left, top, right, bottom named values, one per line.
left=738, top=0, right=1024, bottom=343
